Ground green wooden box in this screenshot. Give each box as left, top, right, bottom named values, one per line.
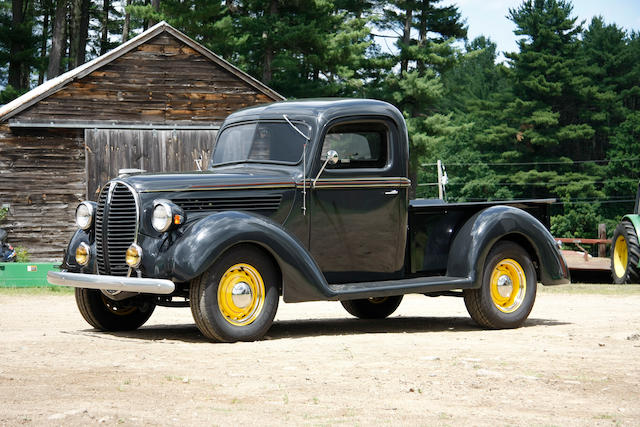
left=0, top=263, right=59, bottom=287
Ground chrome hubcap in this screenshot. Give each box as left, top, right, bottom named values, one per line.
left=496, top=274, right=513, bottom=298
left=231, top=282, right=253, bottom=308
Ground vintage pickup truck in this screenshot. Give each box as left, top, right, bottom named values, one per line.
left=48, top=98, right=569, bottom=342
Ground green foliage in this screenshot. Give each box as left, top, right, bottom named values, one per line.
left=1, top=0, right=639, bottom=237
left=14, top=246, right=29, bottom=263
left=551, top=202, right=603, bottom=238
left=0, top=206, right=7, bottom=222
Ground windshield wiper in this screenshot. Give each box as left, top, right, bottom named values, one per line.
left=282, top=114, right=310, bottom=140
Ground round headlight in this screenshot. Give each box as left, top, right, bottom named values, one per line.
left=75, top=202, right=94, bottom=230
left=125, top=243, right=143, bottom=268
left=152, top=202, right=172, bottom=232
left=75, top=242, right=90, bottom=266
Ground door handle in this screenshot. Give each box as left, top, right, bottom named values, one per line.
left=385, top=189, right=399, bottom=195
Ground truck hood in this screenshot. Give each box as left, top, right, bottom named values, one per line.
left=121, top=165, right=299, bottom=194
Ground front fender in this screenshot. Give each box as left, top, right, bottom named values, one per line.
left=157, top=211, right=331, bottom=302
left=447, top=205, right=570, bottom=287
left=62, top=229, right=92, bottom=272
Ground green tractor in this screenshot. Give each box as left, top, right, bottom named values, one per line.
left=611, top=184, right=640, bottom=284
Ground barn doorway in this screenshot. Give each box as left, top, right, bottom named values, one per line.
left=85, top=128, right=218, bottom=199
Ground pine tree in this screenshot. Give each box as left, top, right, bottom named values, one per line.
left=374, top=0, right=467, bottom=197
left=0, top=0, right=39, bottom=101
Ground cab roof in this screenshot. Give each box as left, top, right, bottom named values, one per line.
left=224, top=98, right=406, bottom=132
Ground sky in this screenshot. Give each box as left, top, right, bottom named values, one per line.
left=444, top=0, right=640, bottom=60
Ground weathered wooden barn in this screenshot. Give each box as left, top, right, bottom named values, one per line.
left=0, top=22, right=284, bottom=261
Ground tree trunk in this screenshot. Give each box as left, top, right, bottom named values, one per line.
left=417, top=7, right=427, bottom=73
left=121, top=0, right=130, bottom=42
left=47, top=0, right=66, bottom=79
left=149, top=0, right=160, bottom=26
left=400, top=7, right=413, bottom=74
left=69, top=0, right=81, bottom=68
left=39, top=1, right=50, bottom=85
left=8, top=0, right=28, bottom=90
left=100, top=0, right=109, bottom=55
left=76, top=0, right=89, bottom=65
left=262, top=0, right=278, bottom=84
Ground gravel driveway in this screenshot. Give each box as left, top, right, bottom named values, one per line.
left=1, top=285, right=639, bottom=426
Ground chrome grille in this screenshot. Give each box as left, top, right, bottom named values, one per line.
left=95, top=186, right=108, bottom=274
left=174, top=195, right=282, bottom=213
left=95, top=182, right=138, bottom=276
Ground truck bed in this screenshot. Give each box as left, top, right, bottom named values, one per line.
left=408, top=198, right=555, bottom=276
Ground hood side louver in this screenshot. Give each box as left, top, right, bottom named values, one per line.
left=173, top=195, right=283, bottom=213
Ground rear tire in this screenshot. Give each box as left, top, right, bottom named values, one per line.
left=341, top=295, right=403, bottom=319
left=611, top=220, right=640, bottom=284
left=190, top=245, right=279, bottom=342
left=75, top=288, right=156, bottom=331
left=463, top=241, right=536, bottom=329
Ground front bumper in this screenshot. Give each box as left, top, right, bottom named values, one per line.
left=47, top=271, right=175, bottom=294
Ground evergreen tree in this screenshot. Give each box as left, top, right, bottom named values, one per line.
left=374, top=0, right=467, bottom=197
left=229, top=0, right=372, bottom=97
left=0, top=0, right=40, bottom=100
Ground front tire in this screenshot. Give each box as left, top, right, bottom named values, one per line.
left=463, top=241, right=537, bottom=329
left=75, top=288, right=156, bottom=331
left=611, top=220, right=640, bottom=284
left=341, top=295, right=403, bottom=319
left=190, top=245, right=279, bottom=342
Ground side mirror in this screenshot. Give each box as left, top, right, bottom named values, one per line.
left=313, top=150, right=340, bottom=188
left=326, top=150, right=339, bottom=165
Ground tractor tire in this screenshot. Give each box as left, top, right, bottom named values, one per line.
left=611, top=220, right=640, bottom=284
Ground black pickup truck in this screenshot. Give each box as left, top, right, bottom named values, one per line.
left=48, top=99, right=569, bottom=342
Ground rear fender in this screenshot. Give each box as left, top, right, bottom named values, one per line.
left=159, top=211, right=331, bottom=302
left=623, top=214, right=640, bottom=235
left=447, top=205, right=570, bottom=287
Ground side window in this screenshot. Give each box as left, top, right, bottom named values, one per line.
left=320, top=122, right=388, bottom=169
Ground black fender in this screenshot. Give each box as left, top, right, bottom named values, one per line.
left=158, top=211, right=331, bottom=302
left=62, top=228, right=92, bottom=273
left=447, top=205, right=570, bottom=287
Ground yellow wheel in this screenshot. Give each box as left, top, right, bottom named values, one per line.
left=464, top=241, right=536, bottom=329
left=191, top=245, right=279, bottom=342
left=613, top=235, right=628, bottom=279
left=611, top=220, right=640, bottom=284
left=489, top=259, right=526, bottom=313
left=217, top=263, right=265, bottom=326
left=75, top=288, right=156, bottom=331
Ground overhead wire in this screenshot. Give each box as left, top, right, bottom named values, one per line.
left=421, top=158, right=640, bottom=167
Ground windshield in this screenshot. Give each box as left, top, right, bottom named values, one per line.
left=212, top=121, right=310, bottom=166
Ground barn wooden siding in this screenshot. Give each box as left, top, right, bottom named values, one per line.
left=85, top=128, right=216, bottom=198
left=0, top=126, right=84, bottom=261
left=0, top=23, right=283, bottom=262
left=13, top=33, right=273, bottom=126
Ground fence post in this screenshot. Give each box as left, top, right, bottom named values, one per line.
left=598, top=223, right=607, bottom=258
left=437, top=160, right=443, bottom=200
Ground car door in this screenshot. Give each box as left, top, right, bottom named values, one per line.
left=308, top=119, right=408, bottom=284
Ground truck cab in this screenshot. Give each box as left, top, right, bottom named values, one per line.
left=49, top=99, right=570, bottom=342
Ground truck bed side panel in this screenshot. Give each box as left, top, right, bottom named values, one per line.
left=408, top=199, right=554, bottom=276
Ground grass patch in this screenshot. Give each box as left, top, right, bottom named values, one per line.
left=0, top=286, right=75, bottom=295
left=539, top=283, right=640, bottom=295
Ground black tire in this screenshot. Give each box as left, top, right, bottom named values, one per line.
left=341, top=295, right=403, bottom=319
left=611, top=220, right=640, bottom=284
left=75, top=288, right=156, bottom=331
left=463, top=241, right=537, bottom=329
left=190, top=245, right=279, bottom=342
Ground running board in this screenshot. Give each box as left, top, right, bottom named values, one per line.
left=328, top=276, right=474, bottom=300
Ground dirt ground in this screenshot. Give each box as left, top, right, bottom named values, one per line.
left=1, top=285, right=639, bottom=426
